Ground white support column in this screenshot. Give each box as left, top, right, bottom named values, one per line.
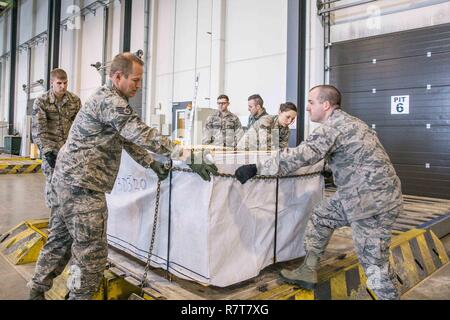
left=146, top=0, right=159, bottom=125
left=209, top=0, right=226, bottom=102
left=74, top=14, right=83, bottom=99
left=305, top=0, right=324, bottom=136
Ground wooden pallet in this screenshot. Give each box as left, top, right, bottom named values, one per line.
left=107, top=190, right=450, bottom=300
left=324, top=188, right=450, bottom=235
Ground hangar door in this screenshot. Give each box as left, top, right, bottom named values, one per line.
left=330, top=23, right=450, bottom=199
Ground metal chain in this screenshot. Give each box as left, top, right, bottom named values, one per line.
left=184, top=148, right=324, bottom=180
left=139, top=180, right=161, bottom=295
left=172, top=167, right=323, bottom=181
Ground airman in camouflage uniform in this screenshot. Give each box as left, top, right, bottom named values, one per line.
left=236, top=85, right=402, bottom=300
left=247, top=94, right=268, bottom=129
left=28, top=53, right=217, bottom=300
left=202, top=94, right=244, bottom=148
left=237, top=103, right=297, bottom=151
left=31, top=69, right=81, bottom=208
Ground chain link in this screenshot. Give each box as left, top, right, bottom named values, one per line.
left=139, top=180, right=161, bottom=295
left=172, top=167, right=323, bottom=181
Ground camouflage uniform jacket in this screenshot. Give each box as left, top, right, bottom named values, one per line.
left=247, top=107, right=268, bottom=129
left=32, top=90, right=81, bottom=156
left=258, top=109, right=403, bottom=221
left=237, top=115, right=290, bottom=151
left=52, top=83, right=175, bottom=193
left=202, top=110, right=243, bottom=148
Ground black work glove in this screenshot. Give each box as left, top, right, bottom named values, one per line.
left=188, top=163, right=219, bottom=182
left=321, top=169, right=333, bottom=179
left=235, top=164, right=257, bottom=184
left=149, top=160, right=172, bottom=181
left=321, top=169, right=335, bottom=187
left=44, top=151, right=57, bottom=169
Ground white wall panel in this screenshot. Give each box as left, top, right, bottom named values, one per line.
left=154, top=73, right=173, bottom=120
left=225, top=0, right=287, bottom=62
left=34, top=0, right=48, bottom=36
left=173, top=0, right=196, bottom=73
left=110, top=0, right=121, bottom=57
left=154, top=0, right=176, bottom=120
left=305, top=1, right=324, bottom=135
left=0, top=60, right=10, bottom=121
left=0, top=12, right=11, bottom=54
left=29, top=43, right=47, bottom=100
left=59, top=26, right=80, bottom=93
left=0, top=11, right=11, bottom=122
left=14, top=50, right=28, bottom=137
left=173, top=69, right=195, bottom=103
left=14, top=0, right=49, bottom=154
left=130, top=0, right=145, bottom=53
left=0, top=15, right=5, bottom=54
left=18, top=0, right=48, bottom=40
left=196, top=0, right=212, bottom=70
left=153, top=0, right=214, bottom=124
left=224, top=0, right=287, bottom=119
left=224, top=55, right=286, bottom=119
left=173, top=66, right=211, bottom=107
left=18, top=0, right=33, bottom=44
left=155, top=0, right=175, bottom=76
left=79, top=12, right=103, bottom=102
left=172, top=0, right=212, bottom=108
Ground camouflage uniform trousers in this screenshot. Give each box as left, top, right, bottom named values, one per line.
left=304, top=197, right=402, bottom=300
left=41, top=158, right=55, bottom=209
left=29, top=180, right=108, bottom=300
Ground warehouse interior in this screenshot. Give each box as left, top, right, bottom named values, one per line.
left=0, top=0, right=450, bottom=301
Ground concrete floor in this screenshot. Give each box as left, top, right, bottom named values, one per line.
left=0, top=250, right=29, bottom=299
left=0, top=173, right=449, bottom=300
left=0, top=173, right=49, bottom=300
left=402, top=263, right=450, bottom=299
left=0, top=174, right=50, bottom=233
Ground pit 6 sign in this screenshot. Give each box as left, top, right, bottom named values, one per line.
left=391, top=95, right=410, bottom=115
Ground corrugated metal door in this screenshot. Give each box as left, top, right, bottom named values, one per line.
left=330, top=23, right=450, bottom=199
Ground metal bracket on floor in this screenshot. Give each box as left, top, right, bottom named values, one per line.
left=252, top=229, right=449, bottom=300
left=0, top=219, right=49, bottom=265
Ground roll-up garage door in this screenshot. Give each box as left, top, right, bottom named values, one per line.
left=330, top=23, right=450, bottom=199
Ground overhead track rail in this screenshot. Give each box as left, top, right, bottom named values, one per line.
left=317, top=0, right=378, bottom=15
